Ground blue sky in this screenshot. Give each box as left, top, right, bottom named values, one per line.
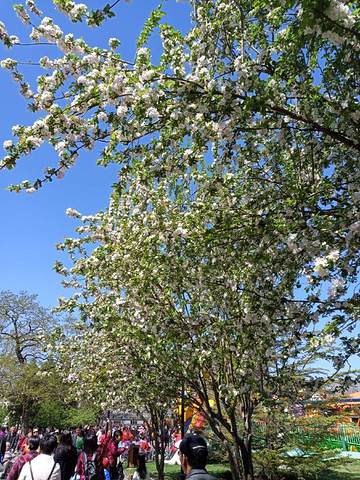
left=0, top=0, right=192, bottom=308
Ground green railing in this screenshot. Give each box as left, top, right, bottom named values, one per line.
left=252, top=421, right=360, bottom=452
left=206, top=421, right=360, bottom=453
left=327, top=425, right=360, bottom=451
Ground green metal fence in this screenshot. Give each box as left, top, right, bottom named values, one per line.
left=252, top=420, right=360, bottom=452
left=327, top=425, right=360, bottom=451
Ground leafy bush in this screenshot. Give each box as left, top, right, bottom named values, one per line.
left=252, top=414, right=352, bottom=480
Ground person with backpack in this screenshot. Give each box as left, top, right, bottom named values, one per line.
left=76, top=434, right=102, bottom=480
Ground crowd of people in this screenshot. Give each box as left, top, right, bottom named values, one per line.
left=0, top=424, right=191, bottom=480
left=0, top=424, right=155, bottom=480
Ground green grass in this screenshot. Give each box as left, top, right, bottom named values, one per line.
left=125, top=460, right=229, bottom=479
left=124, top=460, right=360, bottom=479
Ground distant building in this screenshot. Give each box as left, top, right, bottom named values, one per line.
left=100, top=409, right=149, bottom=426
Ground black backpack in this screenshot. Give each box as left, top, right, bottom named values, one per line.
left=83, top=452, right=101, bottom=480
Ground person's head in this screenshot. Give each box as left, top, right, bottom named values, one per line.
left=33, top=428, right=39, bottom=436
left=27, top=436, right=40, bottom=451
left=83, top=434, right=97, bottom=453
left=136, top=453, right=147, bottom=479
left=75, top=425, right=83, bottom=437
left=40, top=434, right=58, bottom=455
left=113, top=430, right=122, bottom=443
left=59, top=431, right=72, bottom=446
left=179, top=433, right=208, bottom=473
left=26, top=429, right=33, bottom=437
left=9, top=426, right=16, bottom=435
left=5, top=442, right=10, bottom=451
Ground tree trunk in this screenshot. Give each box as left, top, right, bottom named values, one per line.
left=223, top=438, right=243, bottom=480
left=204, top=410, right=244, bottom=480
left=149, top=409, right=165, bottom=480
left=239, top=401, right=254, bottom=480
left=225, top=398, right=255, bottom=480
left=239, top=437, right=254, bottom=480
left=21, top=405, right=30, bottom=434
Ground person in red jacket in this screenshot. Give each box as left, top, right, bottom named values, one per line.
left=103, top=430, right=124, bottom=480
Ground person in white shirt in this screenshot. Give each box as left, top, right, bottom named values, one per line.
left=18, top=434, right=60, bottom=480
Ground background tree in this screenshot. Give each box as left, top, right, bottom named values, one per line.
left=0, top=290, right=54, bottom=429
left=0, top=291, right=99, bottom=430
left=0, top=290, right=50, bottom=364
left=53, top=311, right=181, bottom=480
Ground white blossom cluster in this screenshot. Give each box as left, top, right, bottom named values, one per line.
left=326, top=0, right=356, bottom=27
left=25, top=0, right=42, bottom=16
left=14, top=5, right=30, bottom=25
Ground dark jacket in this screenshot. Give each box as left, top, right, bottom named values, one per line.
left=5, top=433, right=19, bottom=451
left=0, top=435, right=5, bottom=458
left=185, top=469, right=217, bottom=480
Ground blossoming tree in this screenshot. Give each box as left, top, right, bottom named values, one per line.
left=1, top=1, right=360, bottom=479
left=54, top=309, right=180, bottom=480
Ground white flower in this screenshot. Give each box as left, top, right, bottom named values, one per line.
left=116, top=105, right=128, bottom=117
left=109, top=38, right=120, bottom=49
left=147, top=107, right=159, bottom=118
left=137, top=47, right=149, bottom=57
left=27, top=136, right=43, bottom=147
left=15, top=7, right=30, bottom=25
left=40, top=56, right=53, bottom=69
left=3, top=140, right=13, bottom=151
left=77, top=76, right=89, bottom=86
left=1, top=58, right=18, bottom=70
left=9, top=35, right=20, bottom=45
left=68, top=4, right=88, bottom=21
left=173, top=227, right=188, bottom=238
left=323, top=334, right=335, bottom=345
left=66, top=208, right=81, bottom=218
left=57, top=168, right=66, bottom=179
left=332, top=278, right=345, bottom=289
left=314, top=257, right=328, bottom=277
left=97, top=111, right=108, bottom=122
left=26, top=1, right=42, bottom=15
left=30, top=28, right=41, bottom=41
left=55, top=141, right=66, bottom=154
left=12, top=125, right=21, bottom=136
left=327, top=250, right=339, bottom=262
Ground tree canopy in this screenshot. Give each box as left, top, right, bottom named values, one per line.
left=0, top=290, right=56, bottom=429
